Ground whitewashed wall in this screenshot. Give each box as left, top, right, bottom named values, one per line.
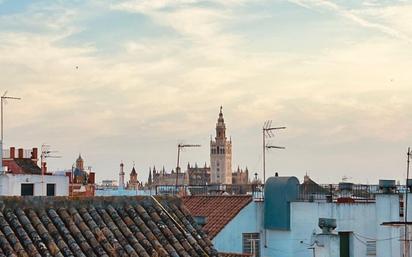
left=212, top=195, right=402, bottom=257
left=0, top=174, right=69, bottom=196
left=212, top=201, right=264, bottom=253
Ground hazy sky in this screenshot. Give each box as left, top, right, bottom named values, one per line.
left=0, top=0, right=411, bottom=184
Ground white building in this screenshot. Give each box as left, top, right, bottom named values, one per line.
left=1, top=146, right=69, bottom=196
left=210, top=107, right=232, bottom=184
left=0, top=173, right=69, bottom=196
left=184, top=176, right=408, bottom=257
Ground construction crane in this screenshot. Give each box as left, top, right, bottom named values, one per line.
left=175, top=143, right=201, bottom=187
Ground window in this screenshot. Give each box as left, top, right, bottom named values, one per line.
left=366, top=241, right=376, bottom=256
left=339, top=232, right=351, bottom=257
left=243, top=233, right=260, bottom=257
left=21, top=184, right=34, bottom=196
left=47, top=184, right=56, bottom=196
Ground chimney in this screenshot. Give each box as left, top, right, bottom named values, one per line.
left=31, top=148, right=38, bottom=160
left=10, top=147, right=15, bottom=158
left=42, top=162, right=47, bottom=173
left=18, top=148, right=24, bottom=158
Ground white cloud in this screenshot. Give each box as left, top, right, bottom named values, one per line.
left=0, top=0, right=411, bottom=182
left=288, top=0, right=412, bottom=43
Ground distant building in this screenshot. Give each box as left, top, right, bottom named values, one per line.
left=100, top=179, right=117, bottom=188
left=210, top=107, right=232, bottom=184
left=126, top=165, right=141, bottom=190
left=232, top=166, right=249, bottom=185
left=67, top=154, right=95, bottom=197
left=187, top=162, right=210, bottom=185
left=0, top=146, right=69, bottom=196
left=151, top=166, right=187, bottom=186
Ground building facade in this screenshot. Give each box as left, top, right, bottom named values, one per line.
left=185, top=176, right=409, bottom=257
left=232, top=167, right=249, bottom=185
left=68, top=154, right=96, bottom=197
left=187, top=163, right=211, bottom=185
left=210, top=107, right=232, bottom=184
left=127, top=166, right=140, bottom=190
left=1, top=146, right=69, bottom=196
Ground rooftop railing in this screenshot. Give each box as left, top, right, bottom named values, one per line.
left=152, top=183, right=408, bottom=203
left=153, top=184, right=264, bottom=200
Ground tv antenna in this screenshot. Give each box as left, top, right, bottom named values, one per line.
left=41, top=144, right=61, bottom=195
left=0, top=91, right=21, bottom=173
left=262, top=120, right=286, bottom=184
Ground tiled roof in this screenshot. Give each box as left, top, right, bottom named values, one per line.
left=219, top=253, right=252, bottom=257
left=13, top=158, right=42, bottom=174
left=182, top=196, right=252, bottom=239
left=0, top=196, right=219, bottom=257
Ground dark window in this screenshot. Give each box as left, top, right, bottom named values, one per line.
left=339, top=232, right=351, bottom=257
left=21, top=184, right=34, bottom=196
left=243, top=233, right=260, bottom=257
left=47, top=184, right=56, bottom=196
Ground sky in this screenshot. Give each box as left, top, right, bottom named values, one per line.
left=0, top=0, right=411, bottom=184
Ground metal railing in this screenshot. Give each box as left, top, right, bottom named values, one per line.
left=152, top=183, right=409, bottom=203
left=153, top=184, right=264, bottom=200
left=297, top=183, right=407, bottom=202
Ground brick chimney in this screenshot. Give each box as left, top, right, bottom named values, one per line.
left=10, top=147, right=15, bottom=159
left=42, top=162, right=47, bottom=174
left=31, top=148, right=38, bottom=160
left=18, top=148, right=23, bottom=158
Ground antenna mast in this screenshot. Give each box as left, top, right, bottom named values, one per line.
left=262, top=120, right=286, bottom=183
left=0, top=91, right=21, bottom=173
left=41, top=144, right=61, bottom=195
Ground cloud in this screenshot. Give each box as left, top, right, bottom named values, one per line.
left=288, top=0, right=412, bottom=43
left=0, top=0, right=411, bottom=182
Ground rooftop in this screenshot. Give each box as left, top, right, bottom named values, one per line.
left=182, top=195, right=252, bottom=239
left=0, top=196, right=218, bottom=257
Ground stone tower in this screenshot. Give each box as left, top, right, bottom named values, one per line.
left=119, top=162, right=125, bottom=190
left=76, top=154, right=84, bottom=170
left=210, top=106, right=232, bottom=184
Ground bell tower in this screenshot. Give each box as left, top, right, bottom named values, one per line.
left=210, top=106, right=232, bottom=184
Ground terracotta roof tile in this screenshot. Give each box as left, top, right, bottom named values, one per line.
left=219, top=253, right=253, bottom=257
left=182, top=196, right=252, bottom=239
left=0, top=196, right=219, bottom=257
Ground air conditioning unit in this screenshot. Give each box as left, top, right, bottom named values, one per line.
left=318, top=218, right=337, bottom=234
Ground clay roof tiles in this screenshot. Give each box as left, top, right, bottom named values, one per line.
left=182, top=196, right=252, bottom=239
left=0, top=196, right=219, bottom=257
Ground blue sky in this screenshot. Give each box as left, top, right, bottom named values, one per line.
left=0, top=0, right=411, bottom=184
